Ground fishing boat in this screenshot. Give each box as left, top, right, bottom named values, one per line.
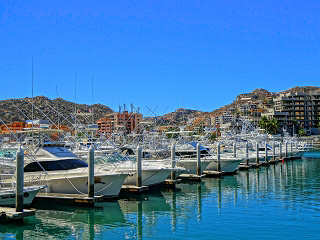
left=97, top=153, right=182, bottom=186
left=4, top=142, right=129, bottom=198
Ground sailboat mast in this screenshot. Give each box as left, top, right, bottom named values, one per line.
left=74, top=73, right=77, bottom=132
left=31, top=57, right=34, bottom=144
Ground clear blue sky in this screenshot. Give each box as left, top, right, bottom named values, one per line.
left=0, top=0, right=319, bottom=116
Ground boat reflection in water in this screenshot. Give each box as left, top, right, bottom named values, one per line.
left=1, top=156, right=320, bottom=239
left=0, top=201, right=128, bottom=240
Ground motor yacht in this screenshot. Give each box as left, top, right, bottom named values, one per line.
left=18, top=142, right=128, bottom=198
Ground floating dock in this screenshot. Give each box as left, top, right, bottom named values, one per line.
left=178, top=174, right=206, bottom=182
left=0, top=207, right=35, bottom=223
left=33, top=193, right=104, bottom=207
left=120, top=185, right=149, bottom=194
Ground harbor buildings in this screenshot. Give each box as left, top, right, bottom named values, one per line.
left=263, top=89, right=320, bottom=134
left=97, top=111, right=143, bottom=135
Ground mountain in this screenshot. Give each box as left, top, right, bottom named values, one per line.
left=0, top=96, right=113, bottom=125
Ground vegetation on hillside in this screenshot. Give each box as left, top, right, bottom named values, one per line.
left=258, top=116, right=279, bottom=135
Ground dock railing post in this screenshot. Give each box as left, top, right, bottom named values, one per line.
left=272, top=142, right=275, bottom=161
left=16, top=146, right=24, bottom=212
left=136, top=146, right=142, bottom=187
left=217, top=143, right=221, bottom=172
left=256, top=142, right=259, bottom=164
left=196, top=143, right=201, bottom=176
left=171, top=144, right=176, bottom=180
left=265, top=142, right=268, bottom=163
left=88, top=145, right=95, bottom=198
left=285, top=142, right=288, bottom=158
left=245, top=142, right=249, bottom=166
left=279, top=143, right=282, bottom=159
left=233, top=142, right=236, bottom=158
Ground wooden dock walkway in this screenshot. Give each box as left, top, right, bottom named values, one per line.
left=33, top=193, right=104, bottom=207
left=0, top=207, right=35, bottom=223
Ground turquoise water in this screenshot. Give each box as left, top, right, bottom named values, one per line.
left=1, top=153, right=320, bottom=240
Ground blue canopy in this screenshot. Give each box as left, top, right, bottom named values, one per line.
left=188, top=142, right=210, bottom=151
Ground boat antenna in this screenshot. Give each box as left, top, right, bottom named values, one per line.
left=91, top=76, right=94, bottom=123
left=31, top=57, right=34, bottom=144
left=74, top=73, right=77, bottom=129
left=56, top=85, right=60, bottom=137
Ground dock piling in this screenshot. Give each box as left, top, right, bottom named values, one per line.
left=217, top=143, right=221, bottom=172
left=233, top=142, right=236, bottom=158
left=285, top=142, right=288, bottom=158
left=272, top=142, right=275, bottom=161
left=245, top=142, right=249, bottom=166
left=171, top=144, right=176, bottom=180
left=16, top=147, right=24, bottom=213
left=265, top=142, right=268, bottom=162
left=88, top=146, right=95, bottom=198
left=136, top=146, right=142, bottom=187
left=256, top=142, right=259, bottom=164
left=279, top=143, right=282, bottom=159
left=196, top=143, right=201, bottom=176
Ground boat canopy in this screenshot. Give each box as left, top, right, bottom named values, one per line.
left=188, top=142, right=210, bottom=151
left=24, top=159, right=88, bottom=172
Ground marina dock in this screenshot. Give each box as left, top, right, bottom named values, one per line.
left=0, top=207, right=35, bottom=223
left=33, top=193, right=105, bottom=207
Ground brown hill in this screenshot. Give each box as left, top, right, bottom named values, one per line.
left=0, top=96, right=113, bottom=126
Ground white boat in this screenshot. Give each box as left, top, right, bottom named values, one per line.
left=205, top=155, right=243, bottom=173
left=174, top=142, right=211, bottom=174
left=97, top=154, right=182, bottom=186
left=0, top=185, right=46, bottom=207
left=19, top=142, right=128, bottom=198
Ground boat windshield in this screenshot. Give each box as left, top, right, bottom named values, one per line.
left=24, top=159, right=88, bottom=172
left=43, top=146, right=77, bottom=158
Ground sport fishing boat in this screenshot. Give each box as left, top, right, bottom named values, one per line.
left=16, top=142, right=128, bottom=198
left=97, top=152, right=183, bottom=186
left=174, top=142, right=212, bottom=174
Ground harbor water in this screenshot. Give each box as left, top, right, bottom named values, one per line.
left=1, top=152, right=320, bottom=240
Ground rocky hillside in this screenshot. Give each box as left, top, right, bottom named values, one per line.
left=0, top=96, right=113, bottom=125
left=155, top=86, right=320, bottom=126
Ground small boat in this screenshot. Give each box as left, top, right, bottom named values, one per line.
left=0, top=185, right=46, bottom=207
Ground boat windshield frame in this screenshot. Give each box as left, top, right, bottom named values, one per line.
left=24, top=159, right=88, bottom=172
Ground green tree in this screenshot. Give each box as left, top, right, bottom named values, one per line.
left=166, top=127, right=180, bottom=139
left=258, top=117, right=279, bottom=135
left=298, top=128, right=306, bottom=137
left=258, top=116, right=268, bottom=130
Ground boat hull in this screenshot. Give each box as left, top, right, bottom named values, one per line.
left=176, top=160, right=210, bottom=174
left=43, top=173, right=128, bottom=197
left=206, top=159, right=242, bottom=173
left=0, top=186, right=45, bottom=207
left=123, top=169, right=171, bottom=186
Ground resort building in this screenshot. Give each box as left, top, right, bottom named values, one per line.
left=97, top=111, right=143, bottom=135
left=265, top=89, right=320, bottom=134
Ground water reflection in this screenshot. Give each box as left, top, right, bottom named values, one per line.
left=1, top=155, right=320, bottom=239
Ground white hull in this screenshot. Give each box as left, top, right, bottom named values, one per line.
left=206, top=159, right=242, bottom=173
left=176, top=159, right=211, bottom=174
left=123, top=169, right=172, bottom=186
left=0, top=185, right=45, bottom=207
left=42, top=173, right=128, bottom=197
